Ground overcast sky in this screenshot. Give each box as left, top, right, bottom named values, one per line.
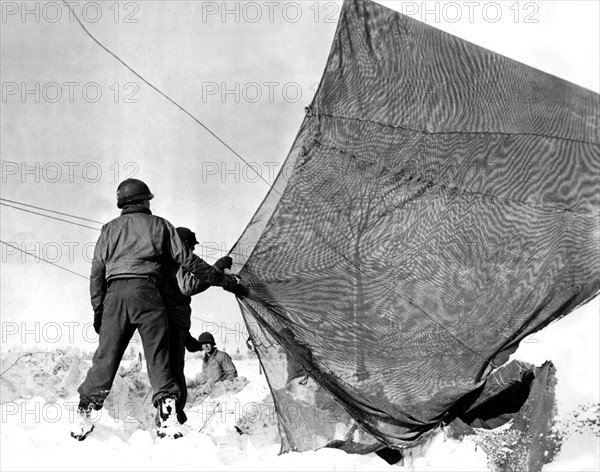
left=1, top=1, right=598, bottom=352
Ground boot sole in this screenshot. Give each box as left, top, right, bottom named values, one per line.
left=71, top=425, right=94, bottom=441
left=156, top=429, right=183, bottom=440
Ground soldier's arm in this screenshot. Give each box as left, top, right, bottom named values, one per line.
left=177, top=268, right=210, bottom=297
left=164, top=220, right=224, bottom=286
left=90, top=228, right=108, bottom=320
left=178, top=254, right=236, bottom=296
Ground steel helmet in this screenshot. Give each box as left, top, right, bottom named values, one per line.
left=176, top=227, right=199, bottom=245
left=198, top=332, right=216, bottom=345
left=116, top=178, right=154, bottom=209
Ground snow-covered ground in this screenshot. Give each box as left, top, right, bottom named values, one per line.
left=0, top=355, right=489, bottom=472
left=1, top=299, right=598, bottom=471
left=510, top=299, right=600, bottom=472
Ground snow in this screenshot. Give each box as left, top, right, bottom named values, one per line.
left=1, top=357, right=399, bottom=471
left=543, top=434, right=600, bottom=472
left=1, top=299, right=598, bottom=472
left=402, top=434, right=488, bottom=471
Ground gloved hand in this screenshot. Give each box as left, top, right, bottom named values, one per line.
left=222, top=274, right=249, bottom=298
left=185, top=333, right=202, bottom=352
left=93, top=312, right=102, bottom=334
left=231, top=283, right=249, bottom=298
left=221, top=273, right=238, bottom=291
left=214, top=256, right=233, bottom=272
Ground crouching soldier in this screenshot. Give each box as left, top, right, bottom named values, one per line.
left=70, top=178, right=245, bottom=441
left=160, top=227, right=246, bottom=424
left=188, top=332, right=238, bottom=385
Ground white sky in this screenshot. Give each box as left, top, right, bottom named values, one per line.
left=1, top=1, right=598, bottom=354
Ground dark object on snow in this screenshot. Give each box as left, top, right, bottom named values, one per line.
left=446, top=362, right=559, bottom=472
left=230, top=0, right=599, bottom=453
left=375, top=447, right=403, bottom=465
left=444, top=359, right=537, bottom=429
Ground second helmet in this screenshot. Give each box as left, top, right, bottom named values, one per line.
left=176, top=227, right=199, bottom=245
left=198, top=332, right=216, bottom=345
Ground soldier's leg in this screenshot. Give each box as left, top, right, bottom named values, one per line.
left=168, top=324, right=188, bottom=423
left=128, top=280, right=179, bottom=406
left=78, top=281, right=135, bottom=408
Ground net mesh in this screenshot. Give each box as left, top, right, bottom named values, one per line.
left=229, top=0, right=600, bottom=451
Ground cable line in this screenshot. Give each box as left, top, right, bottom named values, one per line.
left=62, top=0, right=272, bottom=189
left=0, top=198, right=104, bottom=225
left=0, top=240, right=89, bottom=279
left=2, top=198, right=251, bottom=258
left=1, top=202, right=101, bottom=231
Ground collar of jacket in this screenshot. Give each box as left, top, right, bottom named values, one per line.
left=205, top=347, right=218, bottom=359
left=120, top=205, right=152, bottom=216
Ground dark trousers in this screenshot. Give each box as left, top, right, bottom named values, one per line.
left=78, top=279, right=179, bottom=407
left=168, top=323, right=188, bottom=423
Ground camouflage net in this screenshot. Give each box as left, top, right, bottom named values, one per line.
left=229, top=0, right=599, bottom=452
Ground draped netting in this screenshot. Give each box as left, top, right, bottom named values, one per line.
left=228, top=0, right=600, bottom=452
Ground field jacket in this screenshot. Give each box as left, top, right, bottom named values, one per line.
left=90, top=205, right=224, bottom=318
left=202, top=348, right=238, bottom=383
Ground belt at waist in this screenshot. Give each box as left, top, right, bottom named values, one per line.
left=108, top=275, right=158, bottom=285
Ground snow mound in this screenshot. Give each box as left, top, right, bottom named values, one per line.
left=1, top=350, right=86, bottom=403
left=0, top=350, right=401, bottom=470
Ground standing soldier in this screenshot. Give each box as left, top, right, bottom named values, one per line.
left=160, top=227, right=244, bottom=424
left=70, top=178, right=246, bottom=441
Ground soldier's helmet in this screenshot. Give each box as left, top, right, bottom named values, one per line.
left=176, top=227, right=199, bottom=245
left=116, top=178, right=154, bottom=208
left=198, top=332, right=216, bottom=345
